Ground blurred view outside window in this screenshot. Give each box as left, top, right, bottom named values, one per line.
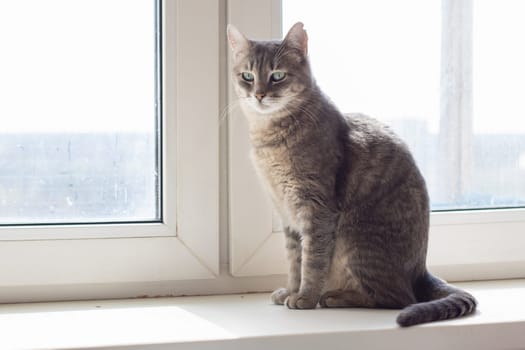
left=0, top=0, right=161, bottom=225
left=283, top=0, right=525, bottom=210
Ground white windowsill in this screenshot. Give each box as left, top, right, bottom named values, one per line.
left=1, top=279, right=524, bottom=350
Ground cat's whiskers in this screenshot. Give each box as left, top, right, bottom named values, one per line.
left=284, top=95, right=322, bottom=126
left=219, top=98, right=243, bottom=126
left=296, top=105, right=320, bottom=127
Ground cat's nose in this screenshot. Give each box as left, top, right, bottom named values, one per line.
left=255, top=92, right=266, bottom=102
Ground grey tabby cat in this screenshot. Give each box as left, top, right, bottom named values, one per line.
left=227, top=22, right=477, bottom=327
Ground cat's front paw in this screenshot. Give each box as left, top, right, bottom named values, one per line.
left=271, top=287, right=290, bottom=305
left=285, top=292, right=318, bottom=309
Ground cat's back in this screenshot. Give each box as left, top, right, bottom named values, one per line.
left=340, top=112, right=428, bottom=214
left=343, top=113, right=406, bottom=151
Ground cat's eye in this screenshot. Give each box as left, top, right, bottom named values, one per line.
left=271, top=71, right=287, bottom=82
left=241, top=72, right=255, bottom=82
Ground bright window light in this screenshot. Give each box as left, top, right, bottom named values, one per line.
left=0, top=0, right=161, bottom=225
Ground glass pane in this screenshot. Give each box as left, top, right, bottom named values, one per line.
left=283, top=0, right=525, bottom=211
left=472, top=0, right=525, bottom=209
left=0, top=0, right=161, bottom=225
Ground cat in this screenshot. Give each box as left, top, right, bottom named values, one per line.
left=227, top=22, right=477, bottom=327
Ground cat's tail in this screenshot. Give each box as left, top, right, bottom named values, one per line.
left=396, top=272, right=477, bottom=327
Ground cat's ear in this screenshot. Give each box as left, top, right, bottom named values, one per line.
left=227, top=24, right=250, bottom=58
left=283, top=22, right=308, bottom=56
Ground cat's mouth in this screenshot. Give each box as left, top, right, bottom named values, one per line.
left=249, top=96, right=286, bottom=115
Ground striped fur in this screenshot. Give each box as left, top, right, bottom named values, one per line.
left=228, top=22, right=477, bottom=326
left=397, top=273, right=477, bottom=327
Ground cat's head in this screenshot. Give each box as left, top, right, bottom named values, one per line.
left=227, top=22, right=314, bottom=118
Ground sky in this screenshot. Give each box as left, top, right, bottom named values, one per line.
left=0, top=0, right=156, bottom=133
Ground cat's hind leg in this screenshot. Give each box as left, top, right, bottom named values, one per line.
left=319, top=289, right=376, bottom=308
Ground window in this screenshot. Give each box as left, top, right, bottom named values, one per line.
left=229, top=0, right=525, bottom=280
left=282, top=0, right=525, bottom=211
left=1, top=0, right=523, bottom=304
left=0, top=0, right=219, bottom=303
left=0, top=0, right=160, bottom=225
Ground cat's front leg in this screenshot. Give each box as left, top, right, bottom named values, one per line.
left=271, top=227, right=302, bottom=305
left=286, top=229, right=335, bottom=309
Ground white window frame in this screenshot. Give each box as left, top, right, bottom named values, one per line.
left=0, top=0, right=219, bottom=303
left=2, top=0, right=524, bottom=304
left=228, top=0, right=525, bottom=281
